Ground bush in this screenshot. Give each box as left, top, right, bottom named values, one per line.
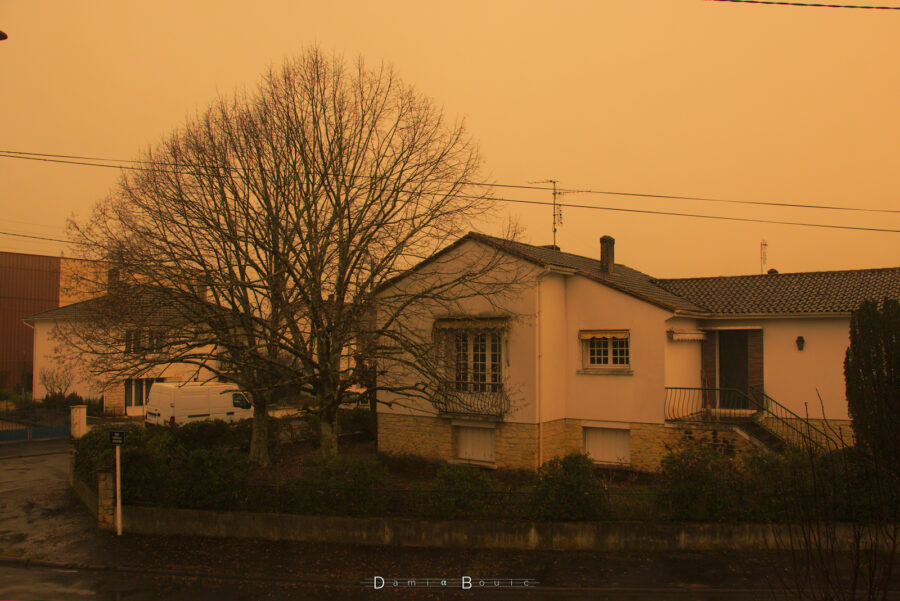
left=74, top=422, right=150, bottom=485
left=426, top=464, right=496, bottom=520
left=656, top=448, right=741, bottom=522
left=735, top=449, right=812, bottom=523
left=74, top=420, right=254, bottom=509
left=282, top=455, right=389, bottom=516
left=531, top=453, right=606, bottom=521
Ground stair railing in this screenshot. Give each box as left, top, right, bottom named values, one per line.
left=664, top=386, right=832, bottom=451
left=748, top=387, right=831, bottom=452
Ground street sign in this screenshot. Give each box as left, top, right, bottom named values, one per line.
left=109, top=431, right=125, bottom=446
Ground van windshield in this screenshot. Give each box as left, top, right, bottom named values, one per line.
left=232, top=393, right=251, bottom=409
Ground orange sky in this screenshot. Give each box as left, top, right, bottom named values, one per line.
left=1, top=0, right=898, bottom=277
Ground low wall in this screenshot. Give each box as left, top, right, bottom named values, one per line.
left=123, top=504, right=791, bottom=550
left=71, top=470, right=886, bottom=552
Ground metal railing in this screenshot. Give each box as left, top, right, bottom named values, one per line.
left=748, top=387, right=832, bottom=452
left=431, top=382, right=510, bottom=418
left=664, top=387, right=761, bottom=421
left=664, top=387, right=830, bottom=451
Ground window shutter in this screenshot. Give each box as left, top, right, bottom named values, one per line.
left=583, top=427, right=630, bottom=464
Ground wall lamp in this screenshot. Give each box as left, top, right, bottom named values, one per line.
left=796, top=336, right=805, bottom=351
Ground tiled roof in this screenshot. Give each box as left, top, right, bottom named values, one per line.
left=24, top=286, right=212, bottom=323
left=467, top=233, right=705, bottom=312
left=657, top=268, right=900, bottom=315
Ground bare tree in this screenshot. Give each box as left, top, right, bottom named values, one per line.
left=64, top=48, right=523, bottom=465
left=38, top=366, right=75, bottom=398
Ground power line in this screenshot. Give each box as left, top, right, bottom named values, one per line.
left=5, top=184, right=897, bottom=239
left=1, top=149, right=897, bottom=215
left=470, top=195, right=900, bottom=234
left=709, top=0, right=900, bottom=8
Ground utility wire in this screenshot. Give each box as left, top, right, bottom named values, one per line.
left=458, top=195, right=900, bottom=233
left=1, top=149, right=897, bottom=215
left=709, top=0, right=900, bottom=8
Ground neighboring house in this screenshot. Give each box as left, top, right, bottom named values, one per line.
left=24, top=288, right=219, bottom=417
left=0, top=251, right=102, bottom=392
left=376, top=232, right=899, bottom=471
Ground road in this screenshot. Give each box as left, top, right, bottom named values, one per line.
left=0, top=438, right=895, bottom=600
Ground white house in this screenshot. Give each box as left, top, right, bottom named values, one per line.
left=25, top=289, right=219, bottom=417
left=376, top=232, right=899, bottom=471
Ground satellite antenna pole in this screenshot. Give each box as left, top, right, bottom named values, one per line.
left=529, top=179, right=563, bottom=247
left=761, top=239, right=768, bottom=274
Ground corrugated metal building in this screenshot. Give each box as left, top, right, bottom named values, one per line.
left=0, top=252, right=61, bottom=391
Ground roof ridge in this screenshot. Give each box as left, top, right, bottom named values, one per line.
left=660, top=265, right=900, bottom=283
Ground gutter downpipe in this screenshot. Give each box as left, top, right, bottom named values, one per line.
left=536, top=267, right=550, bottom=468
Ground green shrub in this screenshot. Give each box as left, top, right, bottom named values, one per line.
left=532, top=453, right=606, bottom=521
left=426, top=463, right=496, bottom=520
left=283, top=455, right=389, bottom=516
left=378, top=453, right=444, bottom=480
left=74, top=422, right=150, bottom=485
left=656, top=448, right=741, bottom=522
left=811, top=446, right=897, bottom=522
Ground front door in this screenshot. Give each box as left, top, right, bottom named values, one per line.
left=718, top=330, right=749, bottom=408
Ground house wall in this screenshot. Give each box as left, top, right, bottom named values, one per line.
left=702, top=317, right=850, bottom=420
left=32, top=317, right=218, bottom=413
left=663, top=317, right=703, bottom=389
left=377, top=240, right=540, bottom=424
left=563, top=277, right=673, bottom=425
left=31, top=319, right=101, bottom=400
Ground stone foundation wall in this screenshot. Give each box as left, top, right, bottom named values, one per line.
left=377, top=413, right=452, bottom=461
left=629, top=423, right=683, bottom=472
left=541, top=419, right=583, bottom=461
left=494, top=422, right=538, bottom=469
left=379, top=413, right=794, bottom=473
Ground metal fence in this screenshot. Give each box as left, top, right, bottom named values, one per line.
left=0, top=406, right=71, bottom=442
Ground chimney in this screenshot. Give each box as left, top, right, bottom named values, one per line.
left=599, top=236, right=615, bottom=273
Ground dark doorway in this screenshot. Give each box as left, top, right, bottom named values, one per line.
left=718, top=330, right=749, bottom=408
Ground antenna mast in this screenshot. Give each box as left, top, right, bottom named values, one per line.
left=530, top=179, right=564, bottom=247
left=760, top=239, right=768, bottom=274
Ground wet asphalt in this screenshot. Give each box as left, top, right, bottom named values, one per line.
left=0, top=438, right=895, bottom=600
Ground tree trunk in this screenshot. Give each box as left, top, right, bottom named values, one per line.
left=249, top=401, right=270, bottom=466
left=320, top=415, right=338, bottom=458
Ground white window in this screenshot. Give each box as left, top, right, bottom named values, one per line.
left=580, top=330, right=630, bottom=369
left=583, top=427, right=631, bottom=465
left=456, top=426, right=495, bottom=463
left=448, top=329, right=503, bottom=393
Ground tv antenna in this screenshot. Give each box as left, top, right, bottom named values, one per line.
left=760, top=239, right=768, bottom=274
left=529, top=179, right=565, bottom=247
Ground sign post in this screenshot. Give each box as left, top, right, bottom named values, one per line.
left=109, top=431, right=125, bottom=536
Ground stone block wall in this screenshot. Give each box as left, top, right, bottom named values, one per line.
left=629, top=423, right=684, bottom=472
left=494, top=422, right=538, bottom=469
left=378, top=413, right=453, bottom=461
left=97, top=471, right=115, bottom=531
left=541, top=419, right=583, bottom=461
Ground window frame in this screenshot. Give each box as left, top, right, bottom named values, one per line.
left=578, top=330, right=633, bottom=374
left=445, top=328, right=504, bottom=393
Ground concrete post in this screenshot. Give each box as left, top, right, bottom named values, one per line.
left=70, top=405, right=88, bottom=439
left=97, top=471, right=115, bottom=531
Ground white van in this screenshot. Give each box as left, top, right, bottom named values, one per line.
left=145, top=382, right=253, bottom=426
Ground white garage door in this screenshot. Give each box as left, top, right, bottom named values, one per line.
left=583, top=427, right=630, bottom=465
left=457, top=426, right=495, bottom=462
